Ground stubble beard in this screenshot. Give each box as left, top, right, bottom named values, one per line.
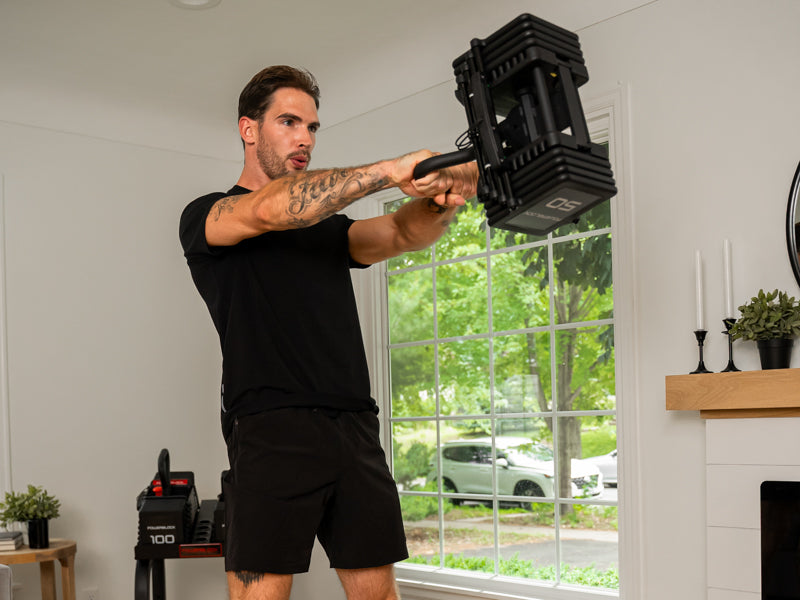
left=255, top=137, right=310, bottom=181
left=256, top=143, right=291, bottom=181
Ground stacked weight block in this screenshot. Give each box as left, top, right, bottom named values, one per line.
left=452, top=13, right=617, bottom=235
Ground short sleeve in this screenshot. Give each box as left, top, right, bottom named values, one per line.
left=179, top=192, right=226, bottom=260
left=340, top=216, right=371, bottom=270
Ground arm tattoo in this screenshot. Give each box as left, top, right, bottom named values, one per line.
left=285, top=169, right=389, bottom=226
left=210, top=195, right=241, bottom=221
left=426, top=198, right=448, bottom=215
left=426, top=198, right=452, bottom=227
left=234, top=571, right=265, bottom=586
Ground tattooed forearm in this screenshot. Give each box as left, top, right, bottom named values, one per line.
left=285, top=169, right=389, bottom=225
left=211, top=195, right=241, bottom=221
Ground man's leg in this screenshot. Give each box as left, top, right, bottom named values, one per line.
left=227, top=571, right=293, bottom=600
left=336, top=565, right=400, bottom=600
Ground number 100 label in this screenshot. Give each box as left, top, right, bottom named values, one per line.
left=149, top=534, right=176, bottom=544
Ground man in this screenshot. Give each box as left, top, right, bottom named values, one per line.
left=179, top=65, right=477, bottom=600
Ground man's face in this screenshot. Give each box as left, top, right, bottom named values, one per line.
left=254, top=87, right=320, bottom=181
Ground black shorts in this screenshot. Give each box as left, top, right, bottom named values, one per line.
left=223, top=407, right=408, bottom=574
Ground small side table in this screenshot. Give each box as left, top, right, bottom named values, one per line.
left=0, top=538, right=76, bottom=600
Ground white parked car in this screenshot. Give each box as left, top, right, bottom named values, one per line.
left=431, top=436, right=603, bottom=506
left=583, top=449, right=617, bottom=486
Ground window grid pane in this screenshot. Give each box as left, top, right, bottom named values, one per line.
left=387, top=144, right=617, bottom=594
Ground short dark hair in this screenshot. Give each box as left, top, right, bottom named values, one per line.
left=238, top=65, right=320, bottom=122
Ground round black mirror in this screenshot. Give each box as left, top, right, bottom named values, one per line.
left=786, top=161, right=800, bottom=286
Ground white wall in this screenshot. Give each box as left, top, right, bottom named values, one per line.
left=0, top=121, right=237, bottom=599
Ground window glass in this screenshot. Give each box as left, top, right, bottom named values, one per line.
left=491, top=246, right=549, bottom=331
left=388, top=269, right=433, bottom=344
left=386, top=140, right=618, bottom=595
left=553, top=234, right=614, bottom=325
left=436, top=258, right=488, bottom=338
left=493, top=332, right=552, bottom=413
left=390, top=344, right=435, bottom=418
left=438, top=338, right=490, bottom=416
left=555, top=326, right=616, bottom=412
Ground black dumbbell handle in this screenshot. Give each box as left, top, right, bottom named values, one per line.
left=157, top=448, right=172, bottom=497
left=412, top=148, right=476, bottom=180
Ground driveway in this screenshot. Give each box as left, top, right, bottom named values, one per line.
left=407, top=515, right=618, bottom=570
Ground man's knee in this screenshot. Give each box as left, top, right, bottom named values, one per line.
left=336, top=564, right=399, bottom=600
left=227, top=571, right=293, bottom=600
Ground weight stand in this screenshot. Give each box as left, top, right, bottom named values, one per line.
left=135, top=558, right=166, bottom=600
left=134, top=449, right=226, bottom=600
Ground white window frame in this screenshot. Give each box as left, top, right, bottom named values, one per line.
left=350, top=85, right=641, bottom=600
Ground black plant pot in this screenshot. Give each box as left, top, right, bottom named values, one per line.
left=756, top=338, right=794, bottom=370
left=27, top=518, right=49, bottom=549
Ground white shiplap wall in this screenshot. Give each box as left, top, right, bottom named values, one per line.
left=706, top=417, right=800, bottom=598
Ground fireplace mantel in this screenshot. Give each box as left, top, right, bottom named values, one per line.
left=665, top=368, right=800, bottom=418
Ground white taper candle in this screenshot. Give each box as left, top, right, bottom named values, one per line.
left=695, top=250, right=705, bottom=330
left=723, top=239, right=733, bottom=318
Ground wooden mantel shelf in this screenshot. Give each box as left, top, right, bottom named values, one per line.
left=666, top=368, right=800, bottom=419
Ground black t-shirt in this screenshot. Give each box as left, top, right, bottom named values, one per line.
left=179, top=185, right=377, bottom=440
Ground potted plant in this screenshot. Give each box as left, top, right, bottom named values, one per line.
left=0, top=485, right=61, bottom=548
left=729, top=289, right=800, bottom=369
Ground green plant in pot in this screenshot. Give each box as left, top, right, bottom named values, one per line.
left=729, top=289, right=800, bottom=369
left=0, top=485, right=61, bottom=548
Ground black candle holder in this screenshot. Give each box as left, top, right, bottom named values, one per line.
left=691, top=329, right=713, bottom=374
left=721, top=318, right=741, bottom=372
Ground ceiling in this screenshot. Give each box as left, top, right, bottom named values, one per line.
left=1, top=0, right=654, bottom=158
